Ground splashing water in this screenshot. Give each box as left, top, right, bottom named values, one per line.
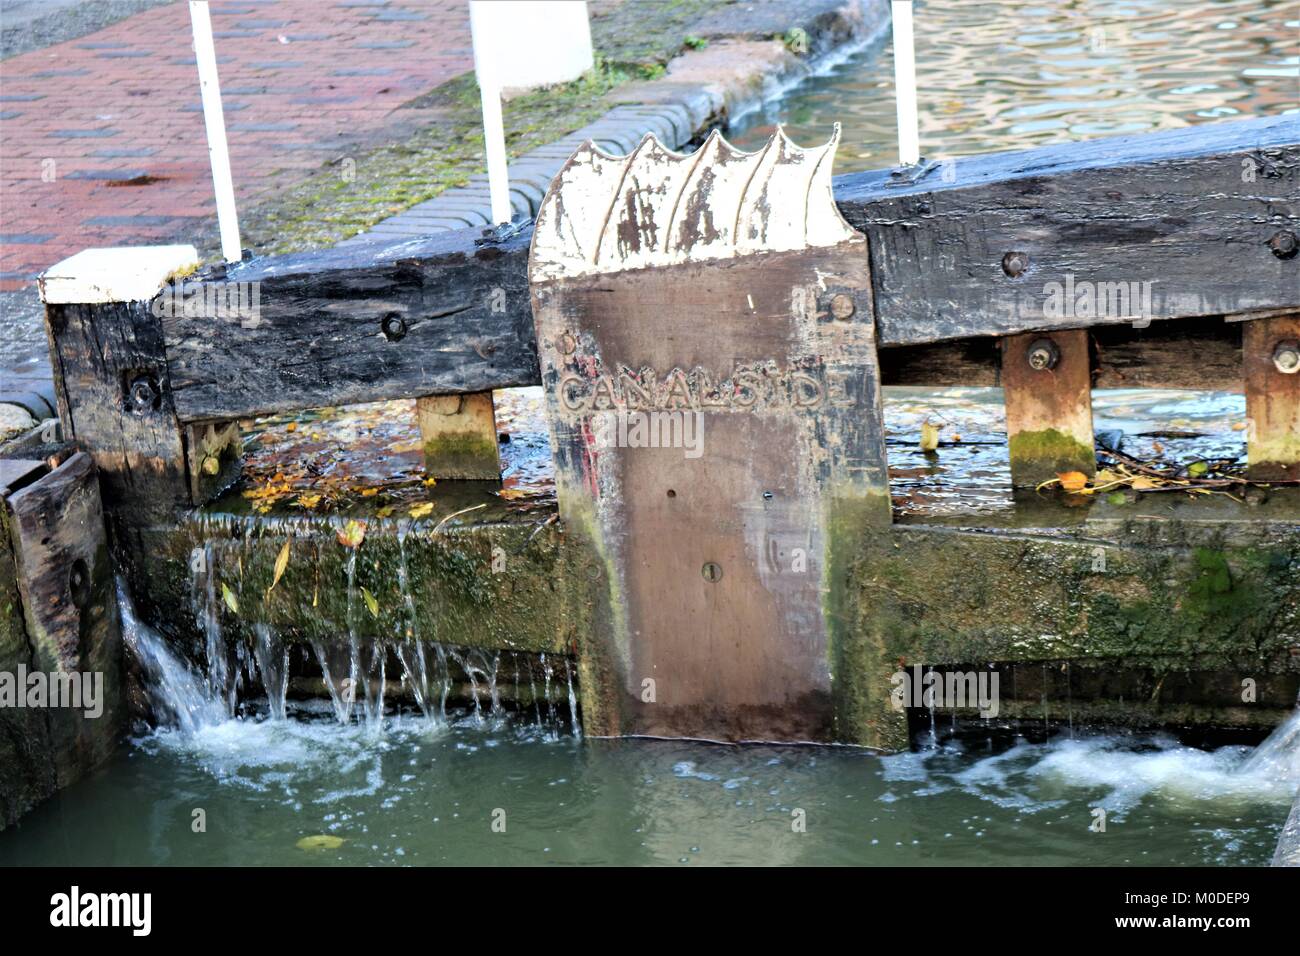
left=118, top=579, right=226, bottom=734
left=252, top=624, right=289, bottom=720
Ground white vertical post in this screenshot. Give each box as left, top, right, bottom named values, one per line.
left=891, top=0, right=920, bottom=166
left=469, top=1, right=513, bottom=225
left=189, top=1, right=241, bottom=261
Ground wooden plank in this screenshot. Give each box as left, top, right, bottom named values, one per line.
left=3, top=451, right=123, bottom=787
left=878, top=316, right=1244, bottom=390
left=530, top=129, right=892, bottom=744
left=1001, top=329, right=1095, bottom=486
left=163, top=226, right=536, bottom=422
left=836, top=113, right=1300, bottom=345
left=415, top=391, right=501, bottom=480
left=1244, top=314, right=1300, bottom=481
left=45, top=300, right=190, bottom=523
left=154, top=117, right=1298, bottom=422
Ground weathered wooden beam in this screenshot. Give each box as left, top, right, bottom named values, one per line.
left=163, top=226, right=535, bottom=422
left=836, top=113, right=1300, bottom=345
left=878, top=315, right=1244, bottom=390
left=1243, top=314, right=1300, bottom=481
left=1, top=451, right=124, bottom=818
left=40, top=247, right=200, bottom=524
left=152, top=116, right=1298, bottom=423
left=1001, top=329, right=1095, bottom=486
left=415, top=391, right=501, bottom=480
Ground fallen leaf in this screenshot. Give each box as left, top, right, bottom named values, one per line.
left=1188, top=460, right=1209, bottom=478
left=296, top=835, right=344, bottom=851
left=920, top=422, right=940, bottom=452
left=1057, top=471, right=1089, bottom=492
left=337, top=519, right=367, bottom=549
left=409, top=503, right=435, bottom=519
left=269, top=539, right=290, bottom=594
left=221, top=581, right=239, bottom=614
left=361, top=586, right=379, bottom=618
left=1131, top=476, right=1159, bottom=490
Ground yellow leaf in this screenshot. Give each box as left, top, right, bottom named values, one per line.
left=1057, top=471, right=1089, bottom=492
left=919, top=422, right=940, bottom=452
left=409, top=502, right=435, bottom=519
left=360, top=488, right=379, bottom=497
left=422, top=477, right=438, bottom=487
left=1131, top=476, right=1159, bottom=490
left=221, top=582, right=239, bottom=615
left=269, top=539, right=290, bottom=594
left=336, top=519, right=367, bottom=549
left=296, top=835, right=344, bottom=851
left=361, top=586, right=379, bottom=618
left=285, top=422, right=297, bottom=432
left=497, top=488, right=529, bottom=500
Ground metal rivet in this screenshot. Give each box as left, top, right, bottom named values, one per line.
left=1274, top=340, right=1300, bottom=375
left=1268, top=230, right=1298, bottom=260
left=1026, top=338, right=1060, bottom=371
left=666, top=489, right=676, bottom=498
left=830, top=294, right=855, bottom=320
left=127, top=375, right=158, bottom=412
left=1002, top=251, right=1030, bottom=278
left=381, top=313, right=407, bottom=342
left=68, top=558, right=90, bottom=610
left=701, top=561, right=723, bottom=583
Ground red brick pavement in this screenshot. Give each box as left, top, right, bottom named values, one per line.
left=0, top=0, right=474, bottom=291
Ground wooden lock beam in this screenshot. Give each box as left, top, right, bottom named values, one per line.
left=1244, top=314, right=1300, bottom=481
left=1001, top=329, right=1096, bottom=487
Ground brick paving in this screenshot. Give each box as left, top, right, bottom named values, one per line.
left=0, top=0, right=475, bottom=292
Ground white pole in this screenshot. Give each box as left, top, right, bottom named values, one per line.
left=188, top=1, right=241, bottom=261
left=891, top=0, right=920, bottom=166
left=469, top=1, right=513, bottom=225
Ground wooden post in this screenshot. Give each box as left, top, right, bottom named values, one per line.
left=530, top=127, right=892, bottom=744
left=1243, top=315, right=1300, bottom=481
left=1, top=452, right=124, bottom=825
left=416, top=392, right=501, bottom=480
left=1001, top=329, right=1095, bottom=486
left=39, top=246, right=220, bottom=524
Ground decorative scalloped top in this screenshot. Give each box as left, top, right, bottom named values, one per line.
left=530, top=124, right=858, bottom=280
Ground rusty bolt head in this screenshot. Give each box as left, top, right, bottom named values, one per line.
left=1002, top=251, right=1030, bottom=278
left=1026, top=337, right=1060, bottom=371
left=127, top=375, right=159, bottom=412
left=381, top=313, right=407, bottom=342
left=68, top=558, right=91, bottom=610
left=1274, top=340, right=1300, bottom=375
left=701, top=561, right=723, bottom=583
left=1268, top=230, right=1298, bottom=260
left=829, top=294, right=856, bottom=320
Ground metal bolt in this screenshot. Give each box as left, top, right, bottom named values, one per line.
left=829, top=294, right=856, bottom=320
left=68, top=559, right=90, bottom=610
left=701, top=561, right=723, bottom=583
left=1026, top=337, right=1060, bottom=371
left=1274, top=340, right=1300, bottom=375
left=1268, top=230, right=1298, bottom=260
left=127, top=375, right=158, bottom=412
left=1002, top=251, right=1030, bottom=278
left=381, top=313, right=407, bottom=342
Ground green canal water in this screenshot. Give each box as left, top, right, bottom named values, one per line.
left=3, top=0, right=1298, bottom=867
left=0, top=706, right=1294, bottom=867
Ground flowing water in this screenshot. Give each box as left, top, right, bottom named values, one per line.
left=2, top=0, right=1298, bottom=867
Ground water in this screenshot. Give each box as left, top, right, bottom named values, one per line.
left=0, top=711, right=1292, bottom=866
left=730, top=0, right=1297, bottom=168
